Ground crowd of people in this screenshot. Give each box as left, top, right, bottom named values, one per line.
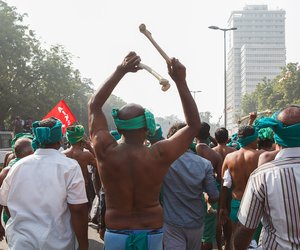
left=0, top=52, right=299, bottom=250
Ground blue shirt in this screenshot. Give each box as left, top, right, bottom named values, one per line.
left=162, top=150, right=219, bottom=228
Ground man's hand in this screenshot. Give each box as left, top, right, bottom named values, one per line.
left=219, top=208, right=229, bottom=226
left=119, top=52, right=141, bottom=74
left=167, top=58, right=186, bottom=83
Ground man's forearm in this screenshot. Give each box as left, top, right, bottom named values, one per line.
left=69, top=204, right=89, bottom=250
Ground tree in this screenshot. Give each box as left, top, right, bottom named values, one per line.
left=241, top=63, right=300, bottom=116
left=0, top=1, right=94, bottom=131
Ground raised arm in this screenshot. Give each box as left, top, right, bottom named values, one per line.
left=88, top=52, right=141, bottom=158
left=154, top=58, right=201, bottom=164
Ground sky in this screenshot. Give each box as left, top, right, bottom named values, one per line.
left=5, top=0, right=300, bottom=123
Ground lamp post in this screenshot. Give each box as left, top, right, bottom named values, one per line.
left=190, top=90, right=202, bottom=100
left=208, top=26, right=237, bottom=128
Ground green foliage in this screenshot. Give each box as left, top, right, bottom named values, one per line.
left=0, top=1, right=93, bottom=130
left=241, top=63, right=300, bottom=115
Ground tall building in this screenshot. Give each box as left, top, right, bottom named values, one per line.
left=226, top=5, right=286, bottom=133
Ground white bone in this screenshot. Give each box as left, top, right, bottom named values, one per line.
left=139, top=24, right=171, bottom=65
left=139, top=63, right=170, bottom=92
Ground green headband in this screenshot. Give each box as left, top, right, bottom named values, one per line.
left=256, top=117, right=300, bottom=147
left=32, top=119, right=63, bottom=147
left=238, top=129, right=258, bottom=148
left=146, top=124, right=163, bottom=142
left=112, top=108, right=156, bottom=136
left=66, top=125, right=85, bottom=145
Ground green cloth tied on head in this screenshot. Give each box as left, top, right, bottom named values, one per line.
left=112, top=108, right=156, bottom=136
left=11, top=133, right=33, bottom=151
left=238, top=129, right=258, bottom=148
left=32, top=119, right=63, bottom=148
left=146, top=124, right=163, bottom=142
left=255, top=117, right=300, bottom=147
left=66, top=125, right=85, bottom=145
left=125, top=232, right=148, bottom=250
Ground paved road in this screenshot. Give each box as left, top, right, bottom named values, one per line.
left=0, top=224, right=104, bottom=250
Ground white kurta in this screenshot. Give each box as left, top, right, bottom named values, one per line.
left=0, top=148, right=88, bottom=250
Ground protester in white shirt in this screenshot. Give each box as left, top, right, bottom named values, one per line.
left=0, top=117, right=89, bottom=250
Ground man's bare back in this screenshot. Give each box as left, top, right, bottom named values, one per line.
left=222, top=147, right=263, bottom=200
left=63, top=146, right=96, bottom=186
left=213, top=145, right=236, bottom=162
left=89, top=52, right=201, bottom=233
left=196, top=143, right=223, bottom=182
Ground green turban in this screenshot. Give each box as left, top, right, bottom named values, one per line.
left=66, top=125, right=85, bottom=145
left=32, top=119, right=63, bottom=148
left=256, top=116, right=300, bottom=147
left=112, top=108, right=156, bottom=136
left=146, top=124, right=164, bottom=143
left=237, top=129, right=258, bottom=148
left=11, top=133, right=33, bottom=151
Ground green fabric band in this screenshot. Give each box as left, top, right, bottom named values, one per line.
left=238, top=130, right=258, bottom=148
left=146, top=124, right=163, bottom=142
left=256, top=117, right=300, bottom=147
left=125, top=232, right=148, bottom=250
left=112, top=108, right=156, bottom=136
left=66, top=125, right=85, bottom=145
left=32, top=119, right=63, bottom=147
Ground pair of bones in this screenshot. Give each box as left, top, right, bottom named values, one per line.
left=138, top=24, right=171, bottom=92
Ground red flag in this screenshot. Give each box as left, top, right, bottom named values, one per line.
left=43, top=100, right=76, bottom=133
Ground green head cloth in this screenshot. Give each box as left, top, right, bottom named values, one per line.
left=11, top=133, right=33, bottom=151
left=146, top=124, right=164, bottom=143
left=66, top=125, right=85, bottom=145
left=32, top=119, right=63, bottom=148
left=237, top=129, right=258, bottom=148
left=112, top=108, right=156, bottom=136
left=255, top=116, right=300, bottom=147
left=110, top=130, right=121, bottom=141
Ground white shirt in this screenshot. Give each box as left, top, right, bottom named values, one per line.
left=238, top=147, right=300, bottom=250
left=0, top=148, right=88, bottom=250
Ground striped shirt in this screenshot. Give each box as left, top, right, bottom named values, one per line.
left=238, top=147, right=300, bottom=250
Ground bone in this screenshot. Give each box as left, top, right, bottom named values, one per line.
left=237, top=109, right=273, bottom=124
left=139, top=24, right=171, bottom=65
left=139, top=63, right=170, bottom=92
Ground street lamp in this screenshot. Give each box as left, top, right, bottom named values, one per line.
left=190, top=90, right=202, bottom=100
left=208, top=25, right=237, bottom=128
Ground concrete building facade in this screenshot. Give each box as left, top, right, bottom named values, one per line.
left=226, top=5, right=286, bottom=133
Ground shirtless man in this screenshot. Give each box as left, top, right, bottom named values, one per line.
left=196, top=122, right=223, bottom=250
left=219, top=125, right=264, bottom=233
left=213, top=127, right=236, bottom=161
left=213, top=127, right=236, bottom=250
left=63, top=125, right=99, bottom=214
left=88, top=52, right=200, bottom=249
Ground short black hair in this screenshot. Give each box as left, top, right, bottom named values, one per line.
left=238, top=125, right=255, bottom=138
left=215, top=127, right=228, bottom=144
left=167, top=122, right=186, bottom=138
left=198, top=122, right=210, bottom=140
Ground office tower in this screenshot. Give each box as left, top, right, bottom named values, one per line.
left=226, top=5, right=286, bottom=133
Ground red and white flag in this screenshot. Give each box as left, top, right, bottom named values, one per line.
left=43, top=100, right=76, bottom=133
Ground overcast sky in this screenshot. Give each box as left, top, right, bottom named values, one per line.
left=6, top=0, right=300, bottom=123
